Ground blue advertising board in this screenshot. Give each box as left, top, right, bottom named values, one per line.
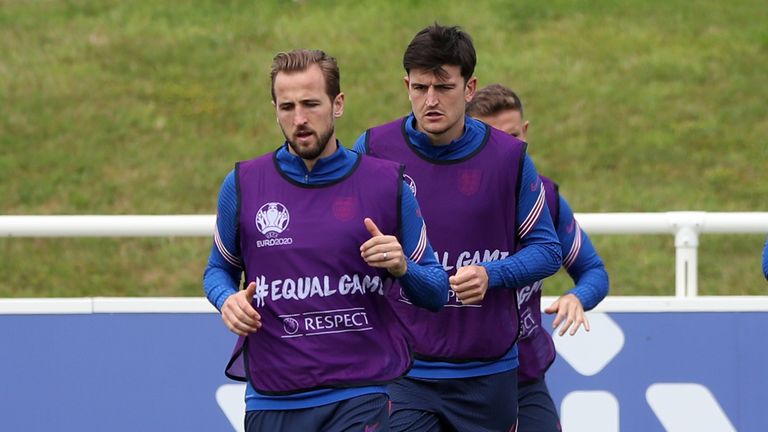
left=0, top=306, right=766, bottom=431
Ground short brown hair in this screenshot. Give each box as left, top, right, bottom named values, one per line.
left=270, top=49, right=341, bottom=102
left=403, top=23, right=476, bottom=83
left=466, top=84, right=524, bottom=118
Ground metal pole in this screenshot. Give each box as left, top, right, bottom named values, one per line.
left=668, top=212, right=705, bottom=297
left=674, top=226, right=699, bottom=298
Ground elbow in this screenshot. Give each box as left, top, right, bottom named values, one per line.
left=424, top=294, right=446, bottom=312
left=546, top=243, right=563, bottom=277
left=399, top=266, right=449, bottom=312
left=413, top=286, right=448, bottom=313
left=421, top=302, right=444, bottom=313
left=426, top=304, right=443, bottom=313
left=407, top=285, right=447, bottom=313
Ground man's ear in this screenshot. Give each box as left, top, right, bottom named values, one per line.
left=333, top=92, right=345, bottom=118
left=272, top=100, right=278, bottom=124
left=404, top=76, right=415, bottom=102
left=464, top=76, right=477, bottom=102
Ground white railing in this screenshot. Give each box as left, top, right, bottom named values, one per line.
left=5, top=296, right=768, bottom=315
left=1, top=212, right=767, bottom=298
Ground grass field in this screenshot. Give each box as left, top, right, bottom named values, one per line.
left=1, top=0, right=766, bottom=297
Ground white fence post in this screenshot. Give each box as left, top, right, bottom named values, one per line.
left=669, top=212, right=705, bottom=298
left=674, top=226, right=699, bottom=298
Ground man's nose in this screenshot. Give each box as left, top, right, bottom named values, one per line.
left=293, top=107, right=308, bottom=126
left=425, top=87, right=438, bottom=107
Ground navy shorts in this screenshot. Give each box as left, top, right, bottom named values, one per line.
left=244, top=393, right=389, bottom=432
left=388, top=369, right=518, bottom=432
left=517, top=378, right=561, bottom=432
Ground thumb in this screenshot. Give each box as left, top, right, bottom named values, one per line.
left=364, top=217, right=383, bottom=237
left=244, top=281, right=257, bottom=297
left=544, top=299, right=559, bottom=314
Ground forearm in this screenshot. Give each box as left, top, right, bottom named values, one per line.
left=485, top=156, right=562, bottom=289
left=398, top=259, right=448, bottom=312
left=203, top=247, right=241, bottom=311
left=556, top=196, right=609, bottom=310
left=481, top=241, right=561, bottom=289
left=394, top=180, right=449, bottom=311
left=567, top=267, right=609, bottom=311
left=203, top=170, right=242, bottom=311
left=203, top=271, right=238, bottom=311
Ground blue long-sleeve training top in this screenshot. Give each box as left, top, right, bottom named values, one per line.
left=203, top=142, right=447, bottom=410
left=552, top=193, right=609, bottom=310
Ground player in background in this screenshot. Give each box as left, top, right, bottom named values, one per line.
left=203, top=48, right=448, bottom=432
left=467, top=83, right=610, bottom=432
left=763, top=237, right=768, bottom=280
left=355, top=24, right=562, bottom=431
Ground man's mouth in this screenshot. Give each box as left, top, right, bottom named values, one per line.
left=295, top=129, right=314, bottom=140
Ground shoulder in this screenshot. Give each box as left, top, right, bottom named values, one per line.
left=365, top=117, right=409, bottom=150
left=487, top=127, right=527, bottom=154
left=369, top=117, right=406, bottom=132
left=538, top=174, right=558, bottom=190
left=358, top=152, right=403, bottom=174
left=242, top=149, right=278, bottom=165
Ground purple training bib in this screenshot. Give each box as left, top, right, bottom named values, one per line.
left=365, top=118, right=526, bottom=362
left=225, top=149, right=412, bottom=394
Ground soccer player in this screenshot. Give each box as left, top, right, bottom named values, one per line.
left=467, top=83, right=610, bottom=432
left=203, top=49, right=449, bottom=432
left=763, top=237, right=768, bottom=280
left=354, top=25, right=562, bottom=431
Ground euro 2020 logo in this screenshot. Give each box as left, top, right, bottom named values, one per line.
left=255, top=202, right=290, bottom=239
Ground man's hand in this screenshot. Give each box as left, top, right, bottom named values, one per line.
left=360, top=218, right=407, bottom=277
left=449, top=265, right=488, bottom=305
left=221, top=282, right=262, bottom=336
left=544, top=293, right=590, bottom=336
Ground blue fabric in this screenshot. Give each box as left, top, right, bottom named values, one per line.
left=245, top=393, right=389, bottom=430
left=354, top=114, right=562, bottom=379
left=763, top=236, right=768, bottom=280
left=409, top=345, right=519, bottom=379
left=555, top=195, right=609, bottom=310
left=243, top=384, right=386, bottom=411
left=517, top=378, right=561, bottom=432
left=203, top=142, right=447, bottom=410
left=388, top=369, right=519, bottom=432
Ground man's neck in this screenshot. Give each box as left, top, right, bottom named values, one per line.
left=413, top=116, right=466, bottom=147
left=302, top=138, right=338, bottom=172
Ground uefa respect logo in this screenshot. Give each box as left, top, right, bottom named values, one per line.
left=255, top=202, right=292, bottom=247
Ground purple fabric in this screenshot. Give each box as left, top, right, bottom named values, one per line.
left=226, top=151, right=412, bottom=394
left=516, top=176, right=559, bottom=383
left=366, top=118, right=525, bottom=362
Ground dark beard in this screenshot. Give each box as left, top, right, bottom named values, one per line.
left=286, top=126, right=335, bottom=161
